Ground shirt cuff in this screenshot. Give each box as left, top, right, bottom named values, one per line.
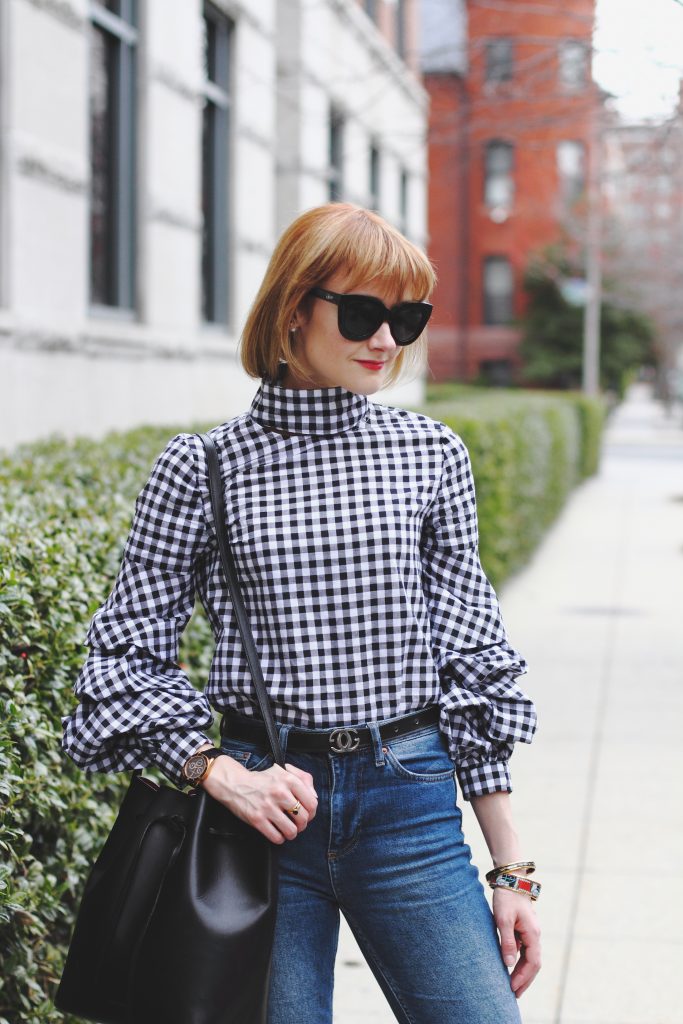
left=456, top=759, right=512, bottom=801
left=154, top=729, right=213, bottom=788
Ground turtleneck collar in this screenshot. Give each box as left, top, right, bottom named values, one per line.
left=249, top=367, right=370, bottom=437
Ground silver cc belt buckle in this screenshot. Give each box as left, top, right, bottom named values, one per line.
left=328, top=728, right=360, bottom=754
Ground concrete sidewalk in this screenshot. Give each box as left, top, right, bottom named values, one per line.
left=333, top=383, right=683, bottom=1023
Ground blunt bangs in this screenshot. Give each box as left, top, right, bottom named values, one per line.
left=308, top=208, right=436, bottom=303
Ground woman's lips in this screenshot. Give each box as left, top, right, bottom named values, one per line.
left=356, top=360, right=386, bottom=370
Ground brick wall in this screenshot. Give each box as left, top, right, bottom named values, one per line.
left=425, top=0, right=597, bottom=382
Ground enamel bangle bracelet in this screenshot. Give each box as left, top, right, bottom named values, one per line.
left=489, top=872, right=542, bottom=901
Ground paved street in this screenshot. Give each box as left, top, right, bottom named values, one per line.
left=332, top=383, right=683, bottom=1023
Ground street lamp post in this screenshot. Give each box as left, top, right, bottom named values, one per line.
left=582, top=92, right=603, bottom=396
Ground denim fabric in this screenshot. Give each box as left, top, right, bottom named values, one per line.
left=220, top=717, right=522, bottom=1024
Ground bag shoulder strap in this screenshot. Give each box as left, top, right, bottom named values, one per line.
left=199, top=432, right=285, bottom=768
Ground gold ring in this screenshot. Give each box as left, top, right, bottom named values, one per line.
left=288, top=801, right=301, bottom=816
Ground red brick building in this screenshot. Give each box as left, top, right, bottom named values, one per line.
left=424, top=0, right=598, bottom=383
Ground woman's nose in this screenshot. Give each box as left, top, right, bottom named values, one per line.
left=367, top=321, right=397, bottom=352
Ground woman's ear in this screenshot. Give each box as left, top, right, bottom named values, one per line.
left=294, top=294, right=314, bottom=328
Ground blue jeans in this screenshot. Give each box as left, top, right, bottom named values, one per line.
left=220, top=715, right=522, bottom=1024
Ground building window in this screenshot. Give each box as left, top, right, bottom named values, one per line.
left=329, top=107, right=345, bottom=202
left=485, top=38, right=513, bottom=83
left=396, top=0, right=407, bottom=60
left=89, top=0, right=138, bottom=310
left=655, top=173, right=672, bottom=195
left=559, top=40, right=588, bottom=91
left=200, top=3, right=232, bottom=325
left=369, top=142, right=381, bottom=211
left=480, top=358, right=513, bottom=387
left=399, top=167, right=409, bottom=235
left=557, top=140, right=586, bottom=205
left=484, top=141, right=514, bottom=216
left=483, top=256, right=514, bottom=325
left=364, top=0, right=378, bottom=21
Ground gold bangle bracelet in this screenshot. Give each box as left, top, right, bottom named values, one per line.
left=485, top=861, right=536, bottom=882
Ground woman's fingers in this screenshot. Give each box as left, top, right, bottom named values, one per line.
left=240, top=764, right=318, bottom=842
left=510, top=938, right=542, bottom=998
left=492, top=890, right=542, bottom=998
left=283, top=763, right=318, bottom=817
left=283, top=762, right=314, bottom=784
left=509, top=919, right=541, bottom=997
left=203, top=756, right=320, bottom=843
left=265, top=769, right=316, bottom=835
left=499, top=928, right=518, bottom=969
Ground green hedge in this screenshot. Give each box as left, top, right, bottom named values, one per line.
left=0, top=390, right=604, bottom=1022
left=418, top=387, right=605, bottom=584
left=0, top=427, right=217, bottom=1024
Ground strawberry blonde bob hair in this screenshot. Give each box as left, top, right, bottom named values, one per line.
left=239, top=203, right=437, bottom=389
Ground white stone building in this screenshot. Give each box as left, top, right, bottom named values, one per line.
left=0, top=0, right=428, bottom=449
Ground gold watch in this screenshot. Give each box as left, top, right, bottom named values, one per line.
left=181, top=747, right=224, bottom=787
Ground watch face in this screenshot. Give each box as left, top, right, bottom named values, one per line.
left=184, top=753, right=209, bottom=782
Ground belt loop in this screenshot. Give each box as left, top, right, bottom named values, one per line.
left=368, top=723, right=386, bottom=767
left=278, top=723, right=292, bottom=760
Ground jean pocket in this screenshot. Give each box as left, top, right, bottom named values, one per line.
left=383, top=726, right=455, bottom=782
left=220, top=736, right=274, bottom=772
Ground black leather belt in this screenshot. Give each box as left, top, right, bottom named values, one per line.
left=220, top=704, right=440, bottom=754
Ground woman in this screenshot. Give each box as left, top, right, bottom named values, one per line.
left=63, top=203, right=541, bottom=1023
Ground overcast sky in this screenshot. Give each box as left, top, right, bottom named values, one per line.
left=593, top=0, right=683, bottom=121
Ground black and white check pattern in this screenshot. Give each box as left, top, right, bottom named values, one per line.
left=62, top=375, right=537, bottom=800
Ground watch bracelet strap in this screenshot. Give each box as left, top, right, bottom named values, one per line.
left=199, top=433, right=286, bottom=769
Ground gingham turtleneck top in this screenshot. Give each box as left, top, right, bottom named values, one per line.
left=62, top=373, right=537, bottom=800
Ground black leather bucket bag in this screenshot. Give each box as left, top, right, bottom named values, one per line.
left=55, top=433, right=286, bottom=1024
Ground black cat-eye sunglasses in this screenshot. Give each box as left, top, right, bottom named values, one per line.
left=308, top=287, right=433, bottom=346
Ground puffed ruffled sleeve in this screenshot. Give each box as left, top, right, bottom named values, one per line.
left=61, top=433, right=215, bottom=787
left=420, top=423, right=538, bottom=801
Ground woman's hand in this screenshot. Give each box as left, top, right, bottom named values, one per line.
left=201, top=755, right=319, bottom=844
left=492, top=888, right=542, bottom=999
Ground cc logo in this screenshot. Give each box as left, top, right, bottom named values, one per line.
left=328, top=728, right=360, bottom=753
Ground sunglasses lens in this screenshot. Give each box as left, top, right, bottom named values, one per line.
left=390, top=303, right=433, bottom=345
left=330, top=291, right=433, bottom=345
left=339, top=297, right=384, bottom=341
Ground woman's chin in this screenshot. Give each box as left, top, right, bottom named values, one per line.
left=343, top=362, right=392, bottom=393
